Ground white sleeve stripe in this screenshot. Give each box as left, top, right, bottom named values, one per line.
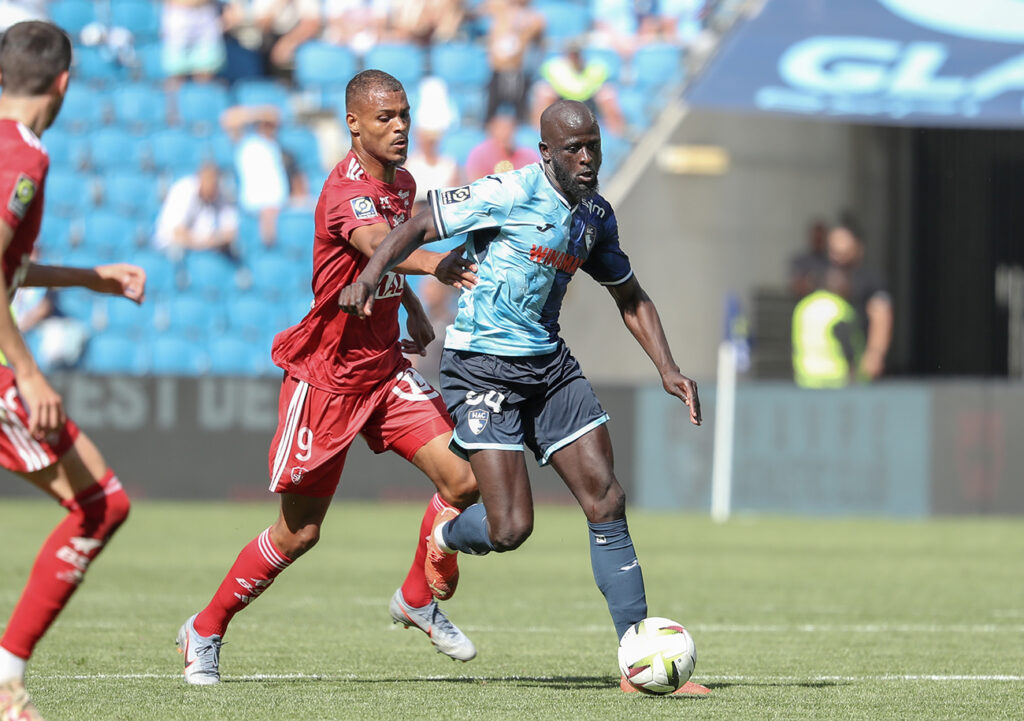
left=427, top=189, right=449, bottom=239
left=599, top=270, right=634, bottom=286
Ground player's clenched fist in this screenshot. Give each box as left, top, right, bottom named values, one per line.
left=338, top=280, right=376, bottom=318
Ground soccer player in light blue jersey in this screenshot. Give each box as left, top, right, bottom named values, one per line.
left=339, top=100, right=706, bottom=694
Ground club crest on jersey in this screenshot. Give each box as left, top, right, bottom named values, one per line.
left=8, top=174, right=36, bottom=219
left=584, top=225, right=597, bottom=252
left=441, top=186, right=471, bottom=205
left=467, top=409, right=489, bottom=435
left=350, top=196, right=378, bottom=220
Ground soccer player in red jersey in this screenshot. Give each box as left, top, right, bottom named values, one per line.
left=0, top=21, right=148, bottom=720
left=177, top=70, right=481, bottom=684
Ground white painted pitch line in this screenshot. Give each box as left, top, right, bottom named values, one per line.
left=452, top=624, right=1024, bottom=634
left=34, top=673, right=1024, bottom=683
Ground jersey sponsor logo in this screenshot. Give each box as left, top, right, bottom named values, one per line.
left=374, top=271, right=405, bottom=300
left=584, top=224, right=597, bottom=252
left=467, top=409, right=489, bottom=435
left=392, top=367, right=440, bottom=401
left=441, top=186, right=471, bottom=205
left=397, top=189, right=410, bottom=200
left=351, top=196, right=379, bottom=220
left=529, top=244, right=584, bottom=274
left=536, top=222, right=555, bottom=232
left=8, top=174, right=36, bottom=219
left=580, top=198, right=606, bottom=218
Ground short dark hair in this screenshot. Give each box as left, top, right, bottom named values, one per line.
left=0, top=21, right=72, bottom=96
left=345, top=69, right=404, bottom=112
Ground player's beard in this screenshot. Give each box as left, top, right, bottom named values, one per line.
left=551, top=156, right=599, bottom=202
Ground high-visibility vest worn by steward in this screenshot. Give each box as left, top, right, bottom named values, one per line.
left=792, top=290, right=863, bottom=388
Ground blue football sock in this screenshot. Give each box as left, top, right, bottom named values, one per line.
left=441, top=503, right=496, bottom=555
left=588, top=518, right=648, bottom=640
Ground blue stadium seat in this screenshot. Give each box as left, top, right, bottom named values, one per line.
left=183, top=252, right=240, bottom=298
left=148, top=128, right=204, bottom=172
left=535, top=1, right=591, bottom=42
left=148, top=335, right=207, bottom=375
left=226, top=294, right=279, bottom=338
left=82, top=333, right=147, bottom=375
left=89, top=127, right=143, bottom=171
left=55, top=288, right=98, bottom=327
left=74, top=46, right=124, bottom=84
left=50, top=0, right=96, bottom=33
left=130, top=249, right=179, bottom=297
left=248, top=253, right=307, bottom=301
left=430, top=43, right=490, bottom=90
left=135, top=42, right=165, bottom=82
left=110, top=0, right=161, bottom=40
left=102, top=170, right=160, bottom=218
left=275, top=208, right=315, bottom=260
left=98, top=296, right=154, bottom=335
left=233, top=80, right=293, bottom=123
left=449, top=87, right=486, bottom=125
left=37, top=215, right=74, bottom=261
left=207, top=334, right=267, bottom=375
left=515, top=124, right=539, bottom=152
left=111, top=83, right=167, bottom=129
left=631, top=44, right=684, bottom=90
left=294, top=42, right=357, bottom=101
left=175, top=83, right=230, bottom=130
left=278, top=125, right=322, bottom=177
left=164, top=294, right=223, bottom=338
left=364, top=44, right=425, bottom=91
left=618, top=85, right=653, bottom=132
left=584, top=46, right=623, bottom=83
left=54, top=85, right=105, bottom=132
left=81, top=210, right=140, bottom=259
left=202, top=131, right=236, bottom=169
left=441, top=127, right=487, bottom=166
left=45, top=170, right=94, bottom=218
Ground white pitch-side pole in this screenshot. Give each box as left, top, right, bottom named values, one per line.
left=710, top=340, right=737, bottom=523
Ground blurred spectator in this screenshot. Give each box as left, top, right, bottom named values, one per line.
left=323, top=0, right=388, bottom=56
left=791, top=267, right=863, bottom=389
left=221, top=105, right=289, bottom=245
left=387, top=0, right=465, bottom=45
left=465, top=112, right=539, bottom=181
left=788, top=218, right=828, bottom=299
left=153, top=162, right=239, bottom=258
left=591, top=0, right=662, bottom=56
left=0, top=1, right=46, bottom=33
left=161, top=0, right=226, bottom=85
left=658, top=0, right=706, bottom=45
left=534, top=39, right=625, bottom=136
left=482, top=0, right=544, bottom=122
left=282, top=151, right=315, bottom=209
left=221, top=0, right=321, bottom=81
left=404, top=128, right=459, bottom=210
left=828, top=219, right=893, bottom=381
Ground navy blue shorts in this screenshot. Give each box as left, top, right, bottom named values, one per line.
left=439, top=342, right=609, bottom=465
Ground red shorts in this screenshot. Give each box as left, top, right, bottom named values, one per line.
left=267, top=363, right=454, bottom=497
left=0, top=365, right=79, bottom=473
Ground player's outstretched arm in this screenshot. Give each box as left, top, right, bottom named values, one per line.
left=607, top=276, right=702, bottom=426
left=23, top=263, right=147, bottom=304
left=0, top=221, right=65, bottom=438
left=349, top=222, right=476, bottom=284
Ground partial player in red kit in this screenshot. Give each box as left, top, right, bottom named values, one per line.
left=0, top=21, right=149, bottom=721
left=177, top=69, right=481, bottom=685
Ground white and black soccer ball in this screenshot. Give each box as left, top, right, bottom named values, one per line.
left=617, top=617, right=697, bottom=695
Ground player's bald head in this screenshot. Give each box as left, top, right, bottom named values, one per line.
left=539, top=100, right=598, bottom=145
left=345, top=69, right=406, bottom=114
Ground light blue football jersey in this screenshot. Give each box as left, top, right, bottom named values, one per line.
left=426, top=163, right=632, bottom=356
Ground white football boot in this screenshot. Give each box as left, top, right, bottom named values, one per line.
left=176, top=614, right=223, bottom=685
left=389, top=589, right=477, bottom=662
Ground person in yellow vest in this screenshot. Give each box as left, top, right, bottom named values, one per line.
left=532, top=40, right=625, bottom=136
left=792, top=268, right=865, bottom=388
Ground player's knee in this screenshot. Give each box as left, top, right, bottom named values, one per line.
left=489, top=517, right=533, bottom=552
left=275, top=524, right=320, bottom=558
left=441, top=476, right=479, bottom=509
left=583, top=480, right=625, bottom=523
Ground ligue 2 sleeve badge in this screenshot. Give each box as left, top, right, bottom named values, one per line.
left=8, top=174, right=37, bottom=220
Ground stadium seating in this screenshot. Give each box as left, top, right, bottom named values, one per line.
left=111, top=83, right=168, bottom=130
left=631, top=44, right=684, bottom=90
left=278, top=125, right=323, bottom=178
left=49, top=0, right=96, bottom=34
left=207, top=333, right=271, bottom=375
left=74, top=46, right=124, bottom=84
left=584, top=46, right=623, bottom=82
left=430, top=43, right=491, bottom=90
left=535, top=1, right=591, bottom=42
left=110, top=0, right=161, bottom=41
left=130, top=250, right=179, bottom=298
left=175, top=83, right=231, bottom=130
left=294, top=42, right=358, bottom=102
left=55, top=85, right=106, bottom=132
left=148, top=128, right=205, bottom=172
left=98, top=295, right=154, bottom=335
left=163, top=294, right=222, bottom=339
left=148, top=335, right=208, bottom=375
left=90, top=127, right=142, bottom=171
left=364, top=44, right=425, bottom=91
left=82, top=333, right=147, bottom=375
left=183, top=252, right=240, bottom=299
left=45, top=169, right=94, bottom=218
left=233, top=80, right=294, bottom=123
left=81, top=210, right=140, bottom=259
left=135, top=42, right=165, bottom=81
left=441, top=127, right=487, bottom=166
left=102, top=169, right=160, bottom=218
left=275, top=209, right=315, bottom=260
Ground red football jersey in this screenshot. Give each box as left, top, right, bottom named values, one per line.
left=272, top=151, right=416, bottom=394
left=0, top=120, right=48, bottom=297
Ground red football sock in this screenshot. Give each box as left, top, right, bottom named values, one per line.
left=0, top=471, right=130, bottom=660
left=400, top=493, right=457, bottom=607
left=193, top=528, right=292, bottom=638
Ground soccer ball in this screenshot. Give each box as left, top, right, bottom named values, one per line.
left=617, top=617, right=697, bottom=695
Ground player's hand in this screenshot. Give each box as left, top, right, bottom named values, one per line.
left=92, top=264, right=147, bottom=304
left=402, top=308, right=434, bottom=356
left=338, top=279, right=376, bottom=318
left=18, top=370, right=66, bottom=439
left=434, top=250, right=477, bottom=289
left=662, top=369, right=701, bottom=426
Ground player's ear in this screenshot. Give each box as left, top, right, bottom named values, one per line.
left=346, top=111, right=359, bottom=137
left=52, top=70, right=70, bottom=97
left=538, top=141, right=551, bottom=162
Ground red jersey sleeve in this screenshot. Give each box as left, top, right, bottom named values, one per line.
left=0, top=145, right=47, bottom=232
left=322, top=180, right=390, bottom=243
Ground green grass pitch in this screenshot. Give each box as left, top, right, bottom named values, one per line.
left=1, top=500, right=1021, bottom=720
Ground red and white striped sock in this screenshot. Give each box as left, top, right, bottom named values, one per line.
left=193, top=528, right=292, bottom=638
left=0, top=470, right=130, bottom=661
left=400, top=493, right=457, bottom=608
